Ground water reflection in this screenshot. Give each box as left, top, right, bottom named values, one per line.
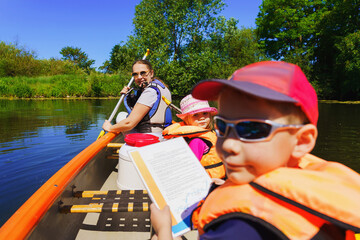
left=0, top=98, right=120, bottom=226
left=312, top=102, right=360, bottom=173
left=0, top=99, right=114, bottom=144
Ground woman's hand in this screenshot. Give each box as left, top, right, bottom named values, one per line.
left=150, top=204, right=173, bottom=240
left=102, top=120, right=113, bottom=132
left=120, top=86, right=131, bottom=95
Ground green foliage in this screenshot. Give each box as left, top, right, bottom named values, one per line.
left=335, top=31, right=360, bottom=99
left=0, top=79, right=9, bottom=95
left=13, top=83, right=33, bottom=98
left=0, top=41, right=42, bottom=77
left=256, top=0, right=360, bottom=100
left=106, top=43, right=134, bottom=74
left=60, top=46, right=95, bottom=72
left=101, top=73, right=129, bottom=96
left=0, top=42, right=83, bottom=78
left=117, top=0, right=265, bottom=97
left=0, top=73, right=130, bottom=98
left=313, top=0, right=360, bottom=100
left=131, top=0, right=225, bottom=63
left=207, top=17, right=268, bottom=78
left=39, top=58, right=84, bottom=76
left=256, top=0, right=326, bottom=75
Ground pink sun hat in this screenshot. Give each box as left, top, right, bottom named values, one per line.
left=176, top=94, right=218, bottom=120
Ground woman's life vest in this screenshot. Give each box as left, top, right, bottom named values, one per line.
left=124, top=79, right=172, bottom=133
left=192, top=154, right=360, bottom=240
left=163, top=122, right=226, bottom=179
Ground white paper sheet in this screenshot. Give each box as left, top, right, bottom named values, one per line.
left=128, top=137, right=212, bottom=237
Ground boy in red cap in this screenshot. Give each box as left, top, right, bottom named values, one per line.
left=150, top=61, right=360, bottom=240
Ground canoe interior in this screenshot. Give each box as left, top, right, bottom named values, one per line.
left=27, top=134, right=153, bottom=240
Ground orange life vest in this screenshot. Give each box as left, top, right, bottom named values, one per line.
left=163, top=122, right=225, bottom=179
left=192, top=154, right=360, bottom=240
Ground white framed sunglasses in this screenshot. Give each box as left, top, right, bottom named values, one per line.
left=214, top=116, right=304, bottom=142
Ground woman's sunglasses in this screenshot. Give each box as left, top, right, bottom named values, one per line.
left=214, top=116, right=304, bottom=142
left=132, top=71, right=149, bottom=79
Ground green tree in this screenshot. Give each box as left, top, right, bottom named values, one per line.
left=313, top=0, right=360, bottom=99
left=0, top=42, right=82, bottom=77
left=60, top=46, right=95, bottom=72
left=256, top=0, right=327, bottom=76
left=335, top=32, right=360, bottom=99
left=207, top=17, right=267, bottom=78
left=131, top=0, right=224, bottom=63
left=105, top=43, right=134, bottom=74
left=122, top=0, right=264, bottom=96
left=98, top=60, right=111, bottom=73
left=0, top=41, right=41, bottom=77
left=256, top=0, right=360, bottom=100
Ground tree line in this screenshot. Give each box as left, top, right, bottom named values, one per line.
left=1, top=0, right=359, bottom=100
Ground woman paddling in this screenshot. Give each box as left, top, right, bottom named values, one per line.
left=102, top=60, right=172, bottom=138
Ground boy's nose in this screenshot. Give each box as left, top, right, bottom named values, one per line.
left=220, top=129, right=242, bottom=155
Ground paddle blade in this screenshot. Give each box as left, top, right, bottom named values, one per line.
left=162, top=96, right=171, bottom=105
left=97, top=130, right=105, bottom=140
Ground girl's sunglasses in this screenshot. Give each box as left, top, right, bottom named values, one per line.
left=214, top=116, right=304, bottom=142
left=132, top=71, right=149, bottom=79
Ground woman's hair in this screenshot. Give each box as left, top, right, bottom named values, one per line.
left=132, top=59, right=153, bottom=72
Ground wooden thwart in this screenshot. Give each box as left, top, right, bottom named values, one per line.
left=60, top=189, right=151, bottom=213
left=73, top=190, right=148, bottom=198
left=107, top=143, right=124, bottom=148
left=59, top=202, right=149, bottom=213
left=106, top=155, right=119, bottom=159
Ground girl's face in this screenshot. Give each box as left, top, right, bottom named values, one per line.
left=186, top=112, right=211, bottom=129
left=132, top=63, right=154, bottom=88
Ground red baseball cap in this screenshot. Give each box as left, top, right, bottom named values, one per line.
left=191, top=61, right=318, bottom=125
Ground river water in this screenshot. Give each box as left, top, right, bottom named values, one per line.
left=0, top=99, right=359, bottom=227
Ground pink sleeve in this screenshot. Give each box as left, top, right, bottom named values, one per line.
left=188, top=138, right=209, bottom=161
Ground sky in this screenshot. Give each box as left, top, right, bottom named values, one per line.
left=0, top=0, right=263, bottom=69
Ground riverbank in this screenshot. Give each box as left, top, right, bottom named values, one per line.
left=0, top=73, right=130, bottom=98
left=319, top=100, right=360, bottom=104
left=0, top=96, right=122, bottom=100
left=1, top=97, right=360, bottom=104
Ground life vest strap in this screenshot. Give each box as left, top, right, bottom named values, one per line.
left=250, top=182, right=360, bottom=233
left=204, top=162, right=223, bottom=169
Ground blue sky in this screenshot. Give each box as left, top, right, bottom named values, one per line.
left=0, top=0, right=262, bottom=69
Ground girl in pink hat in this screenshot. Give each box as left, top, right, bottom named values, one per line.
left=163, top=94, right=226, bottom=180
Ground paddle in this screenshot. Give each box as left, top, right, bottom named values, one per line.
left=97, top=49, right=150, bottom=140
left=162, top=96, right=182, bottom=114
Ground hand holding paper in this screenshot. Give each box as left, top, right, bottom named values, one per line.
left=150, top=204, right=173, bottom=240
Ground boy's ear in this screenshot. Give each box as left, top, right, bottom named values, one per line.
left=291, top=124, right=318, bottom=159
